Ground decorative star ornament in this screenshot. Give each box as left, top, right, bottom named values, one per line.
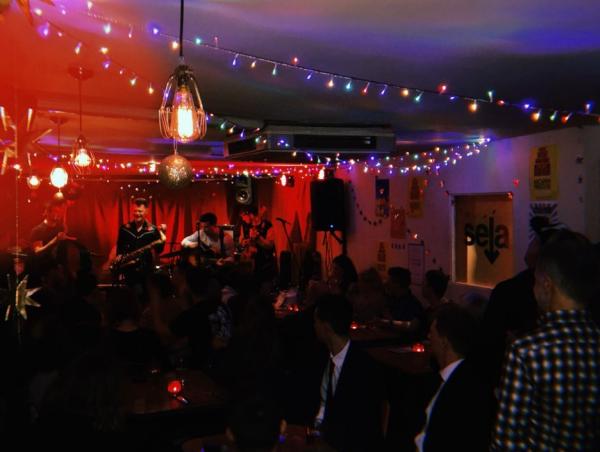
left=4, top=275, right=40, bottom=321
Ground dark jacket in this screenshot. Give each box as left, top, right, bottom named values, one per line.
left=422, top=360, right=494, bottom=452
left=320, top=342, right=385, bottom=452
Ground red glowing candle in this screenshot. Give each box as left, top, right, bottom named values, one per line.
left=167, top=379, right=183, bottom=395
left=350, top=321, right=359, bottom=330
left=412, top=343, right=425, bottom=353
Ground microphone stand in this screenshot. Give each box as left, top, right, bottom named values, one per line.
left=278, top=220, right=300, bottom=287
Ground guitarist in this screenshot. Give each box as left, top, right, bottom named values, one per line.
left=181, top=212, right=234, bottom=266
left=115, top=198, right=166, bottom=285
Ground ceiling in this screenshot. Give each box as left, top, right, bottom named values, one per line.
left=1, top=0, right=599, bottom=161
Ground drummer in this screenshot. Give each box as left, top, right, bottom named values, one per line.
left=30, top=199, right=76, bottom=254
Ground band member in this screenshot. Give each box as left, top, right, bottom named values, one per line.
left=181, top=212, right=234, bottom=264
left=30, top=199, right=76, bottom=254
left=115, top=198, right=166, bottom=283
left=239, top=206, right=277, bottom=283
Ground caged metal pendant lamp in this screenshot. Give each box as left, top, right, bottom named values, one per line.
left=159, top=0, right=207, bottom=143
left=69, top=66, right=95, bottom=172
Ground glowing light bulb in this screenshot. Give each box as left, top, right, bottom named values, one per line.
left=306, top=72, right=313, bottom=80
left=379, top=85, right=388, bottom=96
left=74, top=149, right=92, bottom=167
left=437, top=84, right=447, bottom=94
left=74, top=42, right=82, bottom=55
left=361, top=82, right=370, bottom=95
left=469, top=100, right=478, bottom=113
left=148, top=85, right=154, bottom=95
left=550, top=111, right=558, bottom=121
left=487, top=90, right=494, bottom=102
left=414, top=92, right=423, bottom=103
left=345, top=80, right=353, bottom=91
left=327, top=77, right=335, bottom=88
left=232, top=54, right=238, bottom=66
left=272, top=64, right=278, bottom=76
left=27, top=175, right=41, bottom=189
left=171, top=40, right=179, bottom=50
left=50, top=167, right=68, bottom=188
left=318, top=168, right=325, bottom=180
left=531, top=110, right=541, bottom=122
left=100, top=47, right=109, bottom=55
left=195, top=37, right=202, bottom=45
left=292, top=57, right=299, bottom=65
left=166, top=85, right=204, bottom=142
left=280, top=174, right=287, bottom=186
left=103, top=23, right=111, bottom=34
left=251, top=60, right=257, bottom=68
left=401, top=88, right=410, bottom=97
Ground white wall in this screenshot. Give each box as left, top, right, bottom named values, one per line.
left=339, top=126, right=599, bottom=302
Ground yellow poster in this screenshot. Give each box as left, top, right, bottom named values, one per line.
left=407, top=176, right=424, bottom=218
left=530, top=145, right=559, bottom=200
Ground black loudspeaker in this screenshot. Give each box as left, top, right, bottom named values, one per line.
left=279, top=251, right=292, bottom=290
left=234, top=175, right=253, bottom=205
left=310, top=178, right=345, bottom=231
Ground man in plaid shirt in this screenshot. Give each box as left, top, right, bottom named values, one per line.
left=491, top=230, right=600, bottom=451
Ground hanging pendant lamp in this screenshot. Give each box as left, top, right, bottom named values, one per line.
left=50, top=117, right=68, bottom=196
left=159, top=0, right=207, bottom=143
left=69, top=66, right=95, bottom=173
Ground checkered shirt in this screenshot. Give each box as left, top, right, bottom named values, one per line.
left=491, top=309, right=600, bottom=451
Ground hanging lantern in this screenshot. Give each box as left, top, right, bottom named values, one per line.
left=158, top=153, right=192, bottom=189
left=159, top=66, right=207, bottom=143
left=68, top=67, right=95, bottom=173
left=158, top=0, right=207, bottom=143
left=50, top=166, right=68, bottom=189
left=72, top=135, right=94, bottom=169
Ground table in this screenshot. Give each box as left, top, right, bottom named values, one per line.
left=367, top=345, right=432, bottom=375
left=126, top=369, right=228, bottom=417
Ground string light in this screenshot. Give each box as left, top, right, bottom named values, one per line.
left=469, top=100, right=478, bottom=113
left=361, top=82, right=370, bottom=95
left=232, top=54, right=239, bottom=67
left=379, top=85, right=388, bottom=96
left=531, top=109, right=541, bottom=122
left=327, top=77, right=335, bottom=89
left=147, top=84, right=154, bottom=95
left=251, top=60, right=257, bottom=69
left=74, top=42, right=82, bottom=54
left=345, top=80, right=353, bottom=91
left=33, top=7, right=600, bottom=131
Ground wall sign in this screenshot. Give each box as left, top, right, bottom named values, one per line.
left=454, top=193, right=514, bottom=287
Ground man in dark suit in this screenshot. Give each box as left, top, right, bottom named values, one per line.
left=313, top=294, right=385, bottom=452
left=415, top=303, right=494, bottom=452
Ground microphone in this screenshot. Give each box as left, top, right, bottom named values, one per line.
left=276, top=217, right=291, bottom=225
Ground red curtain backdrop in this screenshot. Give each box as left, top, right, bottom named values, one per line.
left=0, top=174, right=313, bottom=273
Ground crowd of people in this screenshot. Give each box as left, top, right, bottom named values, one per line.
left=0, top=214, right=599, bottom=451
